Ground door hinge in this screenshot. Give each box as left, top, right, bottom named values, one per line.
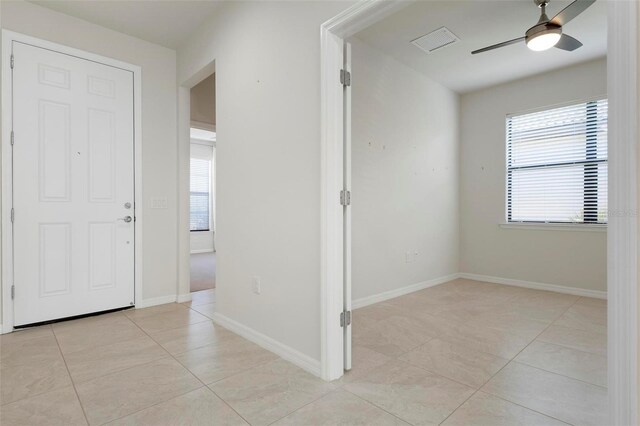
left=340, top=310, right=352, bottom=327
left=10, top=208, right=14, bottom=223
left=11, top=285, right=15, bottom=300
left=10, top=130, right=14, bottom=146
left=340, top=69, right=351, bottom=87
left=340, top=190, right=351, bottom=206
left=10, top=54, right=14, bottom=70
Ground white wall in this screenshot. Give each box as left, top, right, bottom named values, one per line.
left=190, top=141, right=215, bottom=254
left=460, top=58, right=608, bottom=292
left=177, top=1, right=353, bottom=363
left=190, top=73, right=216, bottom=130
left=350, top=38, right=459, bottom=302
left=1, top=1, right=179, bottom=307
left=190, top=232, right=215, bottom=253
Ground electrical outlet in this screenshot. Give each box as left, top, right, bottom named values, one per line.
left=252, top=276, right=261, bottom=295
left=405, top=251, right=412, bottom=263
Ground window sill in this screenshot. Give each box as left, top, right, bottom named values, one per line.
left=499, top=223, right=607, bottom=232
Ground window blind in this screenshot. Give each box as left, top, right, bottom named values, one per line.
left=190, top=144, right=213, bottom=231
left=507, top=99, right=608, bottom=224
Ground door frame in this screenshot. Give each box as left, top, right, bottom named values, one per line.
left=177, top=59, right=216, bottom=304
left=319, top=0, right=409, bottom=382
left=320, top=1, right=639, bottom=424
left=1, top=30, right=143, bottom=333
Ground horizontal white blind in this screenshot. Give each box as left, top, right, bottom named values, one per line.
left=507, top=99, right=608, bottom=224
left=190, top=144, right=213, bottom=231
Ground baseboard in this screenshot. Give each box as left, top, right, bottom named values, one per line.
left=190, top=249, right=214, bottom=254
left=459, top=272, right=607, bottom=300
left=352, top=273, right=459, bottom=309
left=211, top=312, right=321, bottom=377
left=136, top=294, right=178, bottom=309
left=177, top=293, right=192, bottom=303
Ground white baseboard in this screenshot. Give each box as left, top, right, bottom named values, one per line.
left=132, top=292, right=194, bottom=308
left=177, top=293, right=193, bottom=303
left=459, top=272, right=607, bottom=300
left=352, top=273, right=459, bottom=309
left=136, top=294, right=178, bottom=309
left=190, top=249, right=214, bottom=254
left=211, top=312, right=321, bottom=377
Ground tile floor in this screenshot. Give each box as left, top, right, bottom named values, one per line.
left=0, top=280, right=607, bottom=425
left=190, top=253, right=216, bottom=293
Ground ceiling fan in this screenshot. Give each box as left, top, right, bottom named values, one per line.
left=471, top=0, right=596, bottom=54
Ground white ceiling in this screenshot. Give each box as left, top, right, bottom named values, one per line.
left=352, top=0, right=607, bottom=93
left=28, top=0, right=222, bottom=49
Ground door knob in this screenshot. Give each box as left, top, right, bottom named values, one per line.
left=118, top=216, right=133, bottom=223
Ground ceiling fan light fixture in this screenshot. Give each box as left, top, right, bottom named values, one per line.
left=526, top=26, right=562, bottom=51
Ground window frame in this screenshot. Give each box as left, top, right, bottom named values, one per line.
left=504, top=97, right=608, bottom=227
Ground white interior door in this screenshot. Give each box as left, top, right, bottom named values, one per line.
left=12, top=41, right=135, bottom=326
left=343, top=41, right=352, bottom=371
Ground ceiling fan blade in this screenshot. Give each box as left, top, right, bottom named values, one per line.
left=550, top=0, right=596, bottom=26
left=554, top=33, right=583, bottom=51
left=471, top=37, right=526, bottom=55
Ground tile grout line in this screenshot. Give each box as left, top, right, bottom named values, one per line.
left=124, top=310, right=211, bottom=388
left=351, top=291, right=583, bottom=421
left=124, top=308, right=211, bottom=335
left=106, top=303, right=254, bottom=426
left=90, top=312, right=208, bottom=425
left=8, top=285, right=598, bottom=425
left=340, top=386, right=417, bottom=425
left=97, top=385, right=210, bottom=426
left=208, top=356, right=331, bottom=426
left=202, top=357, right=277, bottom=387
left=512, top=358, right=607, bottom=389
left=437, top=294, right=585, bottom=425
left=51, top=325, right=91, bottom=426
left=125, top=304, right=258, bottom=425
left=207, top=386, right=254, bottom=425
left=445, top=296, right=587, bottom=425
left=129, top=310, right=226, bottom=358
left=262, top=386, right=342, bottom=426
left=458, top=391, right=574, bottom=426
left=98, top=383, right=253, bottom=426
left=0, top=326, right=70, bottom=408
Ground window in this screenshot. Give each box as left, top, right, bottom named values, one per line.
left=190, top=144, right=213, bottom=231
left=507, top=99, right=608, bottom=224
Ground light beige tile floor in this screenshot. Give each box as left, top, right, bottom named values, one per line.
left=0, top=281, right=607, bottom=425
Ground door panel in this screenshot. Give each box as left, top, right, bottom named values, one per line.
left=12, top=41, right=135, bottom=326
left=39, top=100, right=71, bottom=201
left=39, top=223, right=71, bottom=297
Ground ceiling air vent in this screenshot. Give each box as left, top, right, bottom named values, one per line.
left=411, top=27, right=459, bottom=54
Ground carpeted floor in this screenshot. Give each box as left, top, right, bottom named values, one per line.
left=190, top=252, right=216, bottom=292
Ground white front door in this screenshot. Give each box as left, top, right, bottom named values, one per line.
left=12, top=41, right=135, bottom=326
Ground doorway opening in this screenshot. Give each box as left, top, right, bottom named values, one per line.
left=321, top=1, right=637, bottom=424
left=188, top=73, right=217, bottom=309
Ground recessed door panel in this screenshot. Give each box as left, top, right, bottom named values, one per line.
left=39, top=100, right=70, bottom=202
left=12, top=41, right=135, bottom=326
left=88, top=222, right=116, bottom=290
left=38, top=63, right=70, bottom=90
left=39, top=223, right=71, bottom=297
left=88, top=75, right=116, bottom=99
left=88, top=108, right=116, bottom=202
